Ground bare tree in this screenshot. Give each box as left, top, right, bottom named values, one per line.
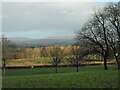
left=105, top=3, right=120, bottom=41
left=50, top=46, right=64, bottom=73
left=77, top=2, right=120, bottom=70
left=66, top=45, right=80, bottom=72
left=2, top=35, right=14, bottom=76
left=105, top=3, right=120, bottom=69
left=66, top=45, right=93, bottom=72
left=77, top=9, right=109, bottom=70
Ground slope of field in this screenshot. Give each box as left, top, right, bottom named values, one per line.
left=6, top=57, right=116, bottom=67
left=2, top=65, right=119, bottom=88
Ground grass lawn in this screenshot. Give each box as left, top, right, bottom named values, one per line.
left=2, top=65, right=119, bottom=88
left=31, top=57, right=50, bottom=63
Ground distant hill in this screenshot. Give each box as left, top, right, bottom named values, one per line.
left=9, top=37, right=33, bottom=42
left=9, top=37, right=76, bottom=47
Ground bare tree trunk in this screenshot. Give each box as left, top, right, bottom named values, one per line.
left=103, top=55, right=108, bottom=70
left=3, top=58, right=6, bottom=76
left=76, top=66, right=79, bottom=72
left=115, top=56, right=120, bottom=69
left=55, top=65, right=58, bottom=73
left=3, top=67, right=5, bottom=76
left=118, top=40, right=120, bottom=69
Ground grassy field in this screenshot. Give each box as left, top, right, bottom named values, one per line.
left=7, top=57, right=51, bottom=66
left=31, top=57, right=50, bottom=63
left=7, top=57, right=116, bottom=66
left=2, top=65, right=119, bottom=88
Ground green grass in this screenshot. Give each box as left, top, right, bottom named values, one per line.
left=31, top=57, right=50, bottom=63
left=2, top=65, right=119, bottom=88
left=4, top=67, right=76, bottom=76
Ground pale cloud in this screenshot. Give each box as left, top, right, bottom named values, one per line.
left=25, top=12, right=31, bottom=16
left=59, top=10, right=76, bottom=16
left=67, top=12, right=76, bottom=16
left=2, top=2, right=111, bottom=39
left=1, top=0, right=119, bottom=2
left=59, top=10, right=68, bottom=14
left=0, top=2, right=2, bottom=36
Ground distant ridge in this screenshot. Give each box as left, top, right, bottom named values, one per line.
left=9, top=37, right=75, bottom=47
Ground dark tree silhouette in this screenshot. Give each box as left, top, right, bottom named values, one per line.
left=50, top=46, right=64, bottom=73
left=77, top=2, right=120, bottom=70
left=77, top=10, right=109, bottom=70
left=66, top=45, right=93, bottom=72
left=105, top=3, right=120, bottom=69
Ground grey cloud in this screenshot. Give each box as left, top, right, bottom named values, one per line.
left=2, top=2, right=106, bottom=38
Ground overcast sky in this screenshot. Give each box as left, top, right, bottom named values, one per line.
left=1, top=1, right=119, bottom=39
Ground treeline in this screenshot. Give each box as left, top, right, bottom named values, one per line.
left=2, top=42, right=102, bottom=61
left=8, top=46, right=73, bottom=59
